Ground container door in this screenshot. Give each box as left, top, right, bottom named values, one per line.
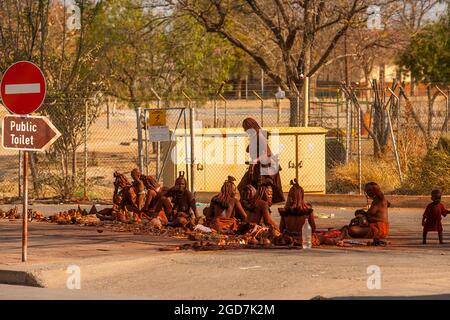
left=269, top=133, right=297, bottom=192
left=297, top=134, right=326, bottom=193
left=201, top=132, right=248, bottom=192
left=174, top=133, right=205, bottom=192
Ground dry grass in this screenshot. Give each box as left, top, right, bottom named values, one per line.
left=397, top=125, right=428, bottom=169
left=403, top=149, right=450, bottom=195
left=328, top=158, right=401, bottom=194
left=0, top=179, right=17, bottom=198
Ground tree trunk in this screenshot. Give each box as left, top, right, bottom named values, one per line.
left=235, top=77, right=242, bottom=99
left=288, top=79, right=304, bottom=127
left=289, top=95, right=299, bottom=127
left=71, top=146, right=77, bottom=195
left=63, top=151, right=70, bottom=198
left=427, top=86, right=433, bottom=140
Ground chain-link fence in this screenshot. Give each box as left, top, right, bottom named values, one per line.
left=1, top=83, right=449, bottom=200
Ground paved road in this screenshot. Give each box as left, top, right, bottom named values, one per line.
left=0, top=284, right=150, bottom=300
left=2, top=206, right=450, bottom=299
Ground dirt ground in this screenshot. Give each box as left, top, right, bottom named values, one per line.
left=2, top=205, right=450, bottom=299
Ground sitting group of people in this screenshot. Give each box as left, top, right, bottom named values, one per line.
left=111, top=168, right=200, bottom=227
left=203, top=176, right=279, bottom=234
left=106, top=114, right=398, bottom=246
left=108, top=114, right=447, bottom=247
left=110, top=164, right=395, bottom=246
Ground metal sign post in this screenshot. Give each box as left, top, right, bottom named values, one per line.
left=22, top=151, right=28, bottom=262
left=0, top=61, right=60, bottom=262
left=144, top=107, right=195, bottom=191
left=135, top=107, right=143, bottom=173
left=189, top=106, right=196, bottom=194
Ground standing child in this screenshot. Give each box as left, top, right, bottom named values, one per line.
left=422, top=190, right=449, bottom=244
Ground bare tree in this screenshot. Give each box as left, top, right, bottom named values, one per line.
left=1, top=0, right=106, bottom=198
left=172, top=0, right=396, bottom=126
left=0, top=0, right=51, bottom=196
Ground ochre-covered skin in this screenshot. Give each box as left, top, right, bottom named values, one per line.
left=113, top=171, right=138, bottom=210
left=130, top=168, right=162, bottom=212
left=274, top=179, right=343, bottom=247
left=204, top=177, right=247, bottom=232
left=155, top=172, right=199, bottom=228
left=131, top=168, right=146, bottom=211
left=278, top=180, right=316, bottom=237
left=242, top=184, right=279, bottom=231
left=348, top=182, right=390, bottom=244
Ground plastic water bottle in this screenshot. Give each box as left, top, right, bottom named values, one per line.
left=302, top=219, right=312, bottom=249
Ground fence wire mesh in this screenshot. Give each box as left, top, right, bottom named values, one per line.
left=1, top=84, right=449, bottom=200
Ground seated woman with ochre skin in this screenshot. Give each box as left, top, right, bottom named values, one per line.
left=276, top=179, right=315, bottom=245
left=113, top=171, right=138, bottom=210
left=153, top=171, right=200, bottom=228
left=275, top=179, right=341, bottom=246
left=130, top=168, right=146, bottom=211
left=241, top=182, right=279, bottom=231
left=347, top=182, right=390, bottom=246
left=130, top=168, right=162, bottom=213
left=204, top=176, right=247, bottom=232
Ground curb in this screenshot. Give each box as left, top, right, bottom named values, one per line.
left=0, top=269, right=43, bottom=287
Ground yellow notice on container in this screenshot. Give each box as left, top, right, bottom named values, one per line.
left=148, top=110, right=166, bottom=126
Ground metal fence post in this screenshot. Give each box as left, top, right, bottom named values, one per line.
left=218, top=94, right=227, bottom=127
left=135, top=107, right=143, bottom=173
left=320, top=103, right=324, bottom=127
left=357, top=107, right=362, bottom=195
left=252, top=91, right=264, bottom=126
left=106, top=98, right=110, bottom=129
left=189, top=106, right=196, bottom=194
left=245, top=75, right=248, bottom=100
left=144, top=110, right=149, bottom=175
left=337, top=89, right=340, bottom=142
left=213, top=98, right=217, bottom=128
left=151, top=88, right=162, bottom=177
left=436, top=86, right=449, bottom=134
left=304, top=76, right=309, bottom=127
left=387, top=88, right=404, bottom=183
left=345, top=98, right=351, bottom=163
left=260, top=69, right=264, bottom=97
left=84, top=100, right=88, bottom=199
left=276, top=98, right=281, bottom=124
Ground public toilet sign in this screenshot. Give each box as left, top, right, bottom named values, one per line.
left=0, top=61, right=47, bottom=115
left=2, top=115, right=61, bottom=151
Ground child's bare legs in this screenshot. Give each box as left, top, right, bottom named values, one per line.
left=423, top=230, right=427, bottom=244
left=439, top=231, right=444, bottom=244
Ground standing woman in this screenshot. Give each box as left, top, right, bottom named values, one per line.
left=238, top=117, right=285, bottom=204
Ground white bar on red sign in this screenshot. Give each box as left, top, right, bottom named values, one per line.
left=5, top=83, right=41, bottom=95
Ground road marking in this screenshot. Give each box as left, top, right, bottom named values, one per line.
left=5, top=83, right=41, bottom=94
left=239, top=266, right=261, bottom=270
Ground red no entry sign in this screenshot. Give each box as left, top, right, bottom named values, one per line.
left=0, top=61, right=46, bottom=115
